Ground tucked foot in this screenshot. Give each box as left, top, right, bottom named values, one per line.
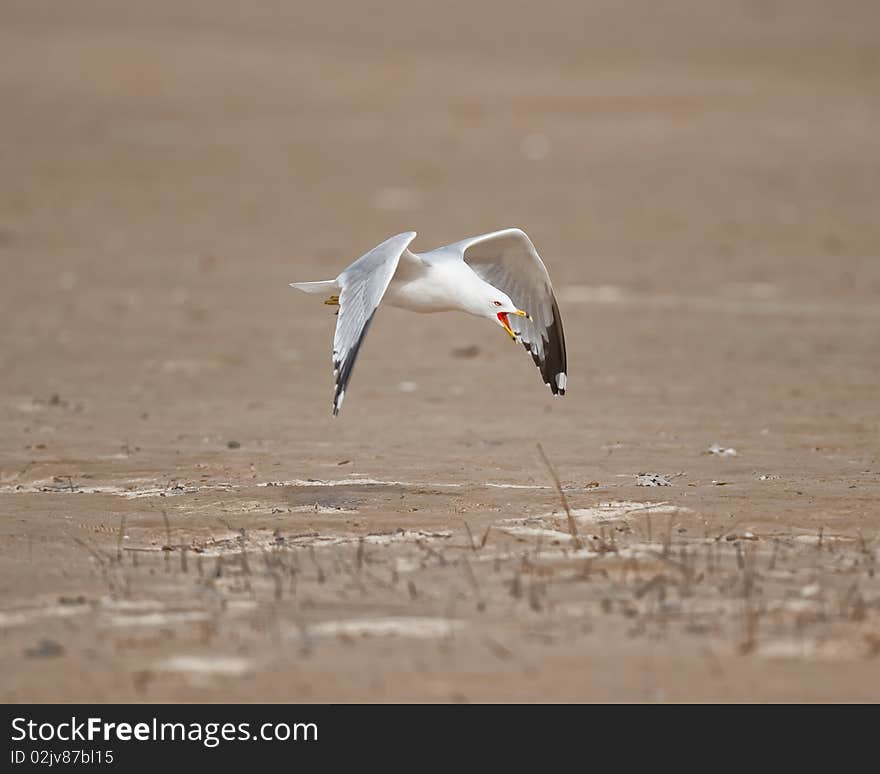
left=324, top=295, right=340, bottom=306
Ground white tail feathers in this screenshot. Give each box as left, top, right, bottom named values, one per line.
left=289, top=279, right=339, bottom=294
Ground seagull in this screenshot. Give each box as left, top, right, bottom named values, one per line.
left=290, top=228, right=567, bottom=415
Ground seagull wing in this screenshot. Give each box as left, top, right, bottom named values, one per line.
left=454, top=228, right=567, bottom=395
left=331, top=231, right=418, bottom=415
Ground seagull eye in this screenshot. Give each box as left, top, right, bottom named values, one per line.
left=493, top=301, right=503, bottom=307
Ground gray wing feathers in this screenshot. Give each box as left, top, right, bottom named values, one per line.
left=331, top=231, right=417, bottom=415
left=459, top=229, right=567, bottom=395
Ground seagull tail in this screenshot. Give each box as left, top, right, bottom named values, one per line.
left=289, top=279, right=340, bottom=294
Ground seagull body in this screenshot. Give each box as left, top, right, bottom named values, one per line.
left=291, top=228, right=567, bottom=415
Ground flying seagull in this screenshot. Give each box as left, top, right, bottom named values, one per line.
left=290, top=228, right=567, bottom=415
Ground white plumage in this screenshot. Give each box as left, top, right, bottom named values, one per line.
left=291, top=228, right=567, bottom=415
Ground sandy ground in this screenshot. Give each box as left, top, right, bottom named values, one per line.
left=1, top=1, right=879, bottom=702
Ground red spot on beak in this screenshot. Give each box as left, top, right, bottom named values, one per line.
left=497, top=312, right=516, bottom=340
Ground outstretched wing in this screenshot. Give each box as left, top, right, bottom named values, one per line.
left=455, top=228, right=567, bottom=395
left=331, top=231, right=418, bottom=415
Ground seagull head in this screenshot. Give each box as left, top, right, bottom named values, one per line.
left=486, top=292, right=530, bottom=341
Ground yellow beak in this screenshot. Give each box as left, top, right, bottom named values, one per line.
left=498, top=310, right=530, bottom=341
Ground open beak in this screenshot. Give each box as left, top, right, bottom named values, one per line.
left=497, top=310, right=530, bottom=341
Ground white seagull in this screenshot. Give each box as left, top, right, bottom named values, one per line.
left=290, top=228, right=567, bottom=415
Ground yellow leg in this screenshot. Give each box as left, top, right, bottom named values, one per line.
left=324, top=295, right=339, bottom=306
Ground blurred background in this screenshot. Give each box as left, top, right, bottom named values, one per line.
left=2, top=1, right=878, bottom=433
left=1, top=1, right=879, bottom=701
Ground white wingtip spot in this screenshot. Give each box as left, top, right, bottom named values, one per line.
left=556, top=373, right=567, bottom=391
